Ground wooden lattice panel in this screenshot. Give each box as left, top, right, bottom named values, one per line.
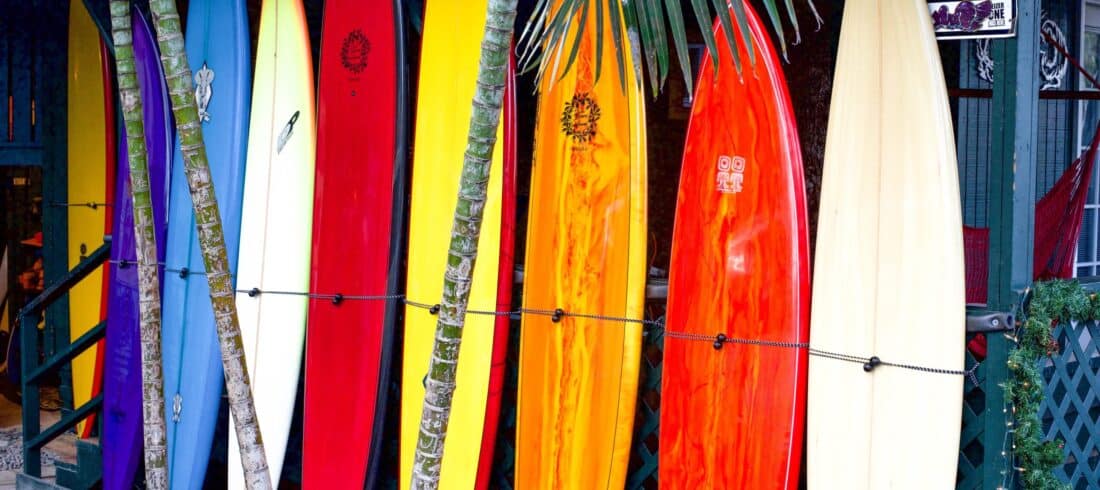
left=957, top=342, right=992, bottom=490
left=1041, top=320, right=1100, bottom=488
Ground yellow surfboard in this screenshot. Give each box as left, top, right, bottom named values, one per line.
left=516, top=0, right=647, bottom=487
left=67, top=0, right=111, bottom=436
left=400, top=1, right=506, bottom=488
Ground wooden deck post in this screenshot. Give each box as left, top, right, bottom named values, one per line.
left=982, top=0, right=1040, bottom=488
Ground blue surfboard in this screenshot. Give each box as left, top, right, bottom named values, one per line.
left=159, top=1, right=250, bottom=488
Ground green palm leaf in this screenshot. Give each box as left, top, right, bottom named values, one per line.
left=520, top=0, right=821, bottom=95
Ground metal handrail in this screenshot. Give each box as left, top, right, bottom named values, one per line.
left=19, top=238, right=110, bottom=478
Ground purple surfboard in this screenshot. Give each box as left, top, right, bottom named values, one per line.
left=102, top=9, right=172, bottom=489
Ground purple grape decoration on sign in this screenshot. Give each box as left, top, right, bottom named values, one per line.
left=932, top=1, right=994, bottom=32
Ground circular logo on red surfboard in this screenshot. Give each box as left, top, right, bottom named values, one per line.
left=560, top=92, right=601, bottom=143
left=341, top=29, right=371, bottom=74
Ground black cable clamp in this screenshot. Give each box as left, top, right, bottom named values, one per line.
left=178, top=267, right=189, bottom=279
left=118, top=259, right=130, bottom=269
left=429, top=304, right=441, bottom=315
left=247, top=288, right=260, bottom=298
left=713, top=333, right=727, bottom=351
left=551, top=308, right=565, bottom=323
left=863, top=356, right=882, bottom=372
left=332, top=293, right=344, bottom=306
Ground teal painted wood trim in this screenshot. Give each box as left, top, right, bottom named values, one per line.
left=16, top=241, right=109, bottom=319
left=0, top=148, right=43, bottom=166
left=987, top=2, right=1041, bottom=311
left=9, top=0, right=32, bottom=146
left=0, top=4, right=7, bottom=137
left=986, top=41, right=1015, bottom=309
left=25, top=393, right=103, bottom=453
left=19, top=310, right=41, bottom=477
left=18, top=241, right=109, bottom=479
left=36, top=0, right=72, bottom=407
left=1009, top=0, right=1041, bottom=293
left=980, top=33, right=1016, bottom=490
left=977, top=2, right=1043, bottom=489
left=55, top=439, right=103, bottom=488
left=25, top=320, right=105, bottom=384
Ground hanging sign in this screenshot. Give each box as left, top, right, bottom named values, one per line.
left=928, top=0, right=1016, bottom=39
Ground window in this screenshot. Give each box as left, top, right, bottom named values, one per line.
left=1075, top=1, right=1100, bottom=277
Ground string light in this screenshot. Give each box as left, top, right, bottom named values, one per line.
left=997, top=281, right=1084, bottom=489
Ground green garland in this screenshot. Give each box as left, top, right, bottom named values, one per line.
left=1005, top=280, right=1090, bottom=489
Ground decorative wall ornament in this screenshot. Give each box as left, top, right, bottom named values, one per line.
left=971, top=13, right=1068, bottom=89
left=1039, top=15, right=1068, bottom=91
left=976, top=38, right=995, bottom=84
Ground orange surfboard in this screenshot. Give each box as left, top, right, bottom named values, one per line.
left=515, top=0, right=647, bottom=487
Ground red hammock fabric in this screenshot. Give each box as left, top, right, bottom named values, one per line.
left=964, top=126, right=1099, bottom=360
left=963, top=123, right=1100, bottom=305
left=963, top=226, right=989, bottom=304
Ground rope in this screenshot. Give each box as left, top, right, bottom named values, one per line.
left=223, top=286, right=978, bottom=380
left=48, top=200, right=111, bottom=208
left=109, top=259, right=220, bottom=278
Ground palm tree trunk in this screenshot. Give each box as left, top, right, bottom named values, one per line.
left=411, top=0, right=517, bottom=487
left=106, top=2, right=168, bottom=487
left=145, top=1, right=272, bottom=488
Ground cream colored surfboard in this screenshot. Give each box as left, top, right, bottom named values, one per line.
left=806, top=0, right=965, bottom=489
left=229, top=0, right=316, bottom=487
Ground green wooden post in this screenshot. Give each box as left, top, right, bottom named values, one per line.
left=984, top=0, right=1040, bottom=488
left=20, top=309, right=42, bottom=478
left=38, top=0, right=73, bottom=411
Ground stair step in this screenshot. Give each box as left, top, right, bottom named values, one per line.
left=14, top=472, right=60, bottom=490
left=51, top=439, right=99, bottom=490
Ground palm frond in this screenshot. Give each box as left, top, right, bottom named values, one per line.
left=519, top=0, right=821, bottom=97
left=762, top=0, right=789, bottom=61
left=662, top=0, right=693, bottom=94
left=605, top=0, right=628, bottom=92
left=711, top=0, right=749, bottom=73
left=685, top=0, right=720, bottom=85
left=624, top=0, right=658, bottom=93
left=559, top=0, right=592, bottom=83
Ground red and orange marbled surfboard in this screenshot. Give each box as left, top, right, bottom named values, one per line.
left=659, top=4, right=810, bottom=489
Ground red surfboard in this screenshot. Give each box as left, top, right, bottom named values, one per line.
left=303, top=0, right=407, bottom=487
left=86, top=39, right=116, bottom=440
left=659, top=4, right=810, bottom=489
left=475, top=51, right=517, bottom=490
